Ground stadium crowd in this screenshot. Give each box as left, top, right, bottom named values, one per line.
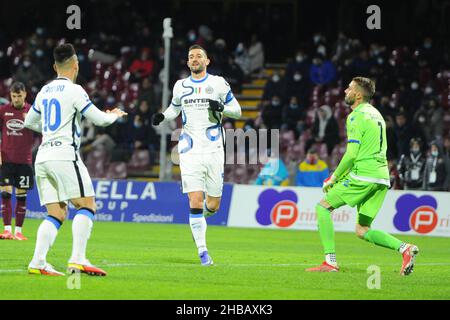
left=0, top=23, right=450, bottom=191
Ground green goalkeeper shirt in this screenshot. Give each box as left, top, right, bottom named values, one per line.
left=333, top=102, right=390, bottom=186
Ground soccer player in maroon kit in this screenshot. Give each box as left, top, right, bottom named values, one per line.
left=0, top=82, right=36, bottom=240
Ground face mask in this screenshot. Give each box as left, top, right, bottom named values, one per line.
left=425, top=87, right=433, bottom=95
left=272, top=100, right=280, bottom=107
left=389, top=101, right=396, bottom=108
left=418, top=116, right=426, bottom=123
left=188, top=32, right=196, bottom=42
left=272, top=75, right=280, bottom=82
left=296, top=55, right=304, bottom=63
left=424, top=42, right=432, bottom=49
left=293, top=74, right=302, bottom=81
left=411, top=82, right=418, bottom=90
left=23, top=60, right=31, bottom=68
left=317, top=45, right=326, bottom=56
left=36, top=49, right=44, bottom=58
left=431, top=150, right=438, bottom=157
left=313, top=35, right=321, bottom=44
left=411, top=148, right=420, bottom=154
left=377, top=57, right=384, bottom=65
left=289, top=103, right=298, bottom=109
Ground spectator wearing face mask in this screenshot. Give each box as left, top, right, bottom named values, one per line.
left=286, top=50, right=310, bottom=81
left=261, top=95, right=283, bottom=129
left=397, top=138, right=426, bottom=190
left=285, top=70, right=310, bottom=106
left=423, top=141, right=450, bottom=191
left=295, top=147, right=329, bottom=187
left=281, top=96, right=306, bottom=138
left=262, top=72, right=285, bottom=101
left=309, top=54, right=336, bottom=85
left=399, top=80, right=423, bottom=114
left=14, top=54, right=45, bottom=90
left=306, top=105, right=340, bottom=156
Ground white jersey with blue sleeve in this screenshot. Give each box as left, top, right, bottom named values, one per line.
left=25, top=77, right=118, bottom=163
left=163, top=73, right=241, bottom=154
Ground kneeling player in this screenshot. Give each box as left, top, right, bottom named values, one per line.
left=306, top=77, right=418, bottom=276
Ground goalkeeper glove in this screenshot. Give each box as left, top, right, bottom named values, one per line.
left=152, top=113, right=165, bottom=126
left=208, top=99, right=224, bottom=112
left=322, top=175, right=337, bottom=193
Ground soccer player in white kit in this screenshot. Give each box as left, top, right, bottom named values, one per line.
left=152, top=45, right=241, bottom=265
left=24, top=44, right=127, bottom=276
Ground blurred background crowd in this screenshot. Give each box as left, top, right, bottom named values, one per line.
left=0, top=0, right=449, bottom=190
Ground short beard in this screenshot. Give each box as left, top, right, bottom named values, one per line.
left=190, top=65, right=204, bottom=74
left=344, top=96, right=354, bottom=106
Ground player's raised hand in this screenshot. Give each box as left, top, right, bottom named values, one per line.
left=322, top=175, right=337, bottom=193
left=152, top=113, right=165, bottom=126
left=208, top=99, right=224, bottom=112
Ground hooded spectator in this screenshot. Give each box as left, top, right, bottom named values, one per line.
left=306, top=105, right=340, bottom=155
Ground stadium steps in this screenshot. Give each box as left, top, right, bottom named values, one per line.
left=233, top=63, right=286, bottom=128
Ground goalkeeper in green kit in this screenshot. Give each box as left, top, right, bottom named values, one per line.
left=306, top=77, right=419, bottom=276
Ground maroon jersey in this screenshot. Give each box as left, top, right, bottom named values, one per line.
left=0, top=103, right=35, bottom=164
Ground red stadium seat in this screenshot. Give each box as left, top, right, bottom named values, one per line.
left=127, top=149, right=151, bottom=171
left=106, top=162, right=128, bottom=179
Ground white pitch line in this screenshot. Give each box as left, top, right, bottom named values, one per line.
left=1, top=262, right=449, bottom=274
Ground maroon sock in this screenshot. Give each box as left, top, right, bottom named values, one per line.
left=14, top=195, right=27, bottom=228
left=1, top=193, right=12, bottom=227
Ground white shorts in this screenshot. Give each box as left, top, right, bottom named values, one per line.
left=35, top=160, right=95, bottom=205
left=179, top=151, right=224, bottom=197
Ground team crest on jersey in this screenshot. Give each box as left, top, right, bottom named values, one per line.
left=206, top=86, right=214, bottom=94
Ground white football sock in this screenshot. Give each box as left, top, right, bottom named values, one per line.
left=325, top=253, right=337, bottom=266
left=29, top=218, right=60, bottom=268
left=69, top=212, right=93, bottom=264
left=4, top=225, right=12, bottom=232
left=15, top=226, right=22, bottom=234
left=189, top=213, right=207, bottom=254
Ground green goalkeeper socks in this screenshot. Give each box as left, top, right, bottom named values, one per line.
left=316, top=205, right=336, bottom=254
left=363, top=229, right=403, bottom=251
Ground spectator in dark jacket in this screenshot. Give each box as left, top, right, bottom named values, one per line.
left=394, top=112, right=415, bottom=159
left=397, top=138, right=426, bottom=190
left=262, top=72, right=285, bottom=101
left=261, top=95, right=283, bottom=129
left=309, top=54, right=336, bottom=85
left=306, top=105, right=340, bottom=156
left=281, top=96, right=306, bottom=139
left=423, top=141, right=450, bottom=191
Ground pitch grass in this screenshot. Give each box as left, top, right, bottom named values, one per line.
left=1, top=219, right=449, bottom=300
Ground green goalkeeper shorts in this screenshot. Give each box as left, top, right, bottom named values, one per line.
left=325, top=174, right=388, bottom=226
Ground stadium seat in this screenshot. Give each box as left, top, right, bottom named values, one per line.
left=106, top=162, right=128, bottom=179
left=127, top=149, right=151, bottom=171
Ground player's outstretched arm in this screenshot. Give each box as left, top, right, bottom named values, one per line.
left=83, top=105, right=127, bottom=127
left=153, top=104, right=181, bottom=126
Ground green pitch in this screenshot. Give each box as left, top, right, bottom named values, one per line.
left=1, top=219, right=449, bottom=300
